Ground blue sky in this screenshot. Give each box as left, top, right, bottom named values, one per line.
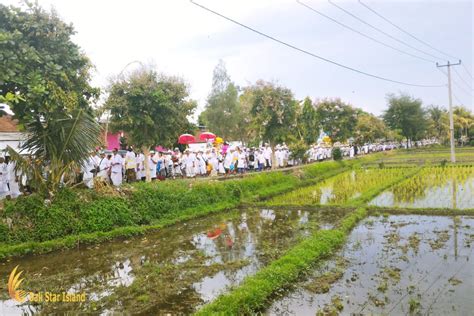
left=2, top=0, right=473, bottom=118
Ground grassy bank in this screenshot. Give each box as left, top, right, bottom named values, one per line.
left=0, top=159, right=357, bottom=259
left=195, top=207, right=367, bottom=315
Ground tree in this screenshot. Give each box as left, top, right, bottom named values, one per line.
left=383, top=93, right=428, bottom=144
left=314, top=98, right=359, bottom=142
left=199, top=61, right=247, bottom=141
left=355, top=113, right=388, bottom=144
left=299, top=97, right=319, bottom=145
left=7, top=109, right=101, bottom=197
left=241, top=80, right=298, bottom=145
left=0, top=2, right=99, bottom=122
left=426, top=105, right=449, bottom=141
left=1, top=2, right=100, bottom=197
left=106, top=67, right=196, bottom=181
left=453, top=106, right=473, bottom=145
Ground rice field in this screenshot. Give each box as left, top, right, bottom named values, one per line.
left=268, top=168, right=414, bottom=206
left=370, top=166, right=474, bottom=209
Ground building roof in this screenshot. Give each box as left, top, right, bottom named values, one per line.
left=0, top=115, right=20, bottom=132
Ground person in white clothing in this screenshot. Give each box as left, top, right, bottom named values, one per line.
left=0, top=157, right=8, bottom=198
left=82, top=151, right=98, bottom=189
left=136, top=152, right=145, bottom=181
left=264, top=144, right=273, bottom=170
left=110, top=148, right=124, bottom=186
left=5, top=157, right=21, bottom=198
left=237, top=149, right=246, bottom=174
left=97, top=151, right=111, bottom=182
left=148, top=151, right=158, bottom=180
left=183, top=150, right=195, bottom=178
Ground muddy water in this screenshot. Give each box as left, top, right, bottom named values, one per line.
left=267, top=215, right=474, bottom=315
left=370, top=167, right=474, bottom=209
left=0, top=207, right=345, bottom=315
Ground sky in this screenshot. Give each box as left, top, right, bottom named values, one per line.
left=2, top=0, right=473, bottom=120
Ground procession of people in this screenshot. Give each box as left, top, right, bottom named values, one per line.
left=0, top=136, right=439, bottom=195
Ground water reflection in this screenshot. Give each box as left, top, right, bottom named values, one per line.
left=0, top=207, right=345, bottom=315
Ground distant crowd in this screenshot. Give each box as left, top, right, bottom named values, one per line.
left=0, top=138, right=439, bottom=196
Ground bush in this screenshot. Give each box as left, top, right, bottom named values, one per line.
left=332, top=147, right=343, bottom=161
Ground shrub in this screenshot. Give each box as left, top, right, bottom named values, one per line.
left=332, top=147, right=343, bottom=161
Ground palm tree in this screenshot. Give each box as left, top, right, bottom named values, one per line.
left=7, top=109, right=101, bottom=198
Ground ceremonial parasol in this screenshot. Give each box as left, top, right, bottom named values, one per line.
left=178, top=134, right=195, bottom=144
left=199, top=132, right=216, bottom=141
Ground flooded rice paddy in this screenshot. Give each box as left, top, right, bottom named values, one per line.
left=269, top=168, right=411, bottom=206
left=0, top=207, right=346, bottom=315
left=370, top=166, right=474, bottom=209
left=267, top=215, right=474, bottom=315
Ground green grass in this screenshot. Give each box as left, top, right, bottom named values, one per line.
left=0, top=158, right=357, bottom=258
left=194, top=208, right=367, bottom=315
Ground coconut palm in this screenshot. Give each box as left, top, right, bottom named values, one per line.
left=6, top=109, right=101, bottom=198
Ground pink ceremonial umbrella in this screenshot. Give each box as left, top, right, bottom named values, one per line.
left=199, top=132, right=216, bottom=141
left=178, top=134, right=195, bottom=144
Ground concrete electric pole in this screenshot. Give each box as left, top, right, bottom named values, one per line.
left=436, top=60, right=462, bottom=163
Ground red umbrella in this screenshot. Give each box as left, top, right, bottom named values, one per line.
left=199, top=132, right=216, bottom=141
left=178, top=134, right=195, bottom=144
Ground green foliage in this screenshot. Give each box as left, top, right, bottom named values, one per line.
left=426, top=105, right=449, bottom=141
left=0, top=162, right=334, bottom=253
left=355, top=113, right=388, bottom=144
left=7, top=109, right=101, bottom=197
left=383, top=93, right=428, bottom=142
left=106, top=67, right=196, bottom=148
left=199, top=60, right=249, bottom=141
left=288, top=139, right=308, bottom=161
left=195, top=208, right=367, bottom=315
left=315, top=98, right=360, bottom=142
left=332, top=147, right=342, bottom=161
left=242, top=80, right=298, bottom=145
left=299, top=97, right=319, bottom=145
left=0, top=2, right=99, bottom=121
left=0, top=2, right=101, bottom=197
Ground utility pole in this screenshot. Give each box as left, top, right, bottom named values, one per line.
left=436, top=60, right=461, bottom=163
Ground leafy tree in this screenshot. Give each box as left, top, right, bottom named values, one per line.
left=314, top=98, right=358, bottom=142
left=453, top=106, right=473, bottom=145
left=241, top=80, right=298, bottom=145
left=299, top=97, right=319, bottom=145
left=1, top=2, right=100, bottom=197
left=383, top=93, right=428, bottom=143
left=355, top=113, right=388, bottom=144
left=106, top=67, right=196, bottom=181
left=0, top=2, right=99, bottom=122
left=426, top=105, right=449, bottom=141
left=199, top=61, right=247, bottom=141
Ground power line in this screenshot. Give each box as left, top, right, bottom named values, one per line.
left=328, top=0, right=441, bottom=62
left=438, top=67, right=469, bottom=105
left=453, top=67, right=473, bottom=91
left=296, top=0, right=434, bottom=63
left=190, top=0, right=444, bottom=88
left=462, top=64, right=473, bottom=80
left=358, top=0, right=459, bottom=61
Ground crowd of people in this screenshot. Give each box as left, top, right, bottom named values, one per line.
left=80, top=143, right=298, bottom=188
left=0, top=138, right=440, bottom=196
